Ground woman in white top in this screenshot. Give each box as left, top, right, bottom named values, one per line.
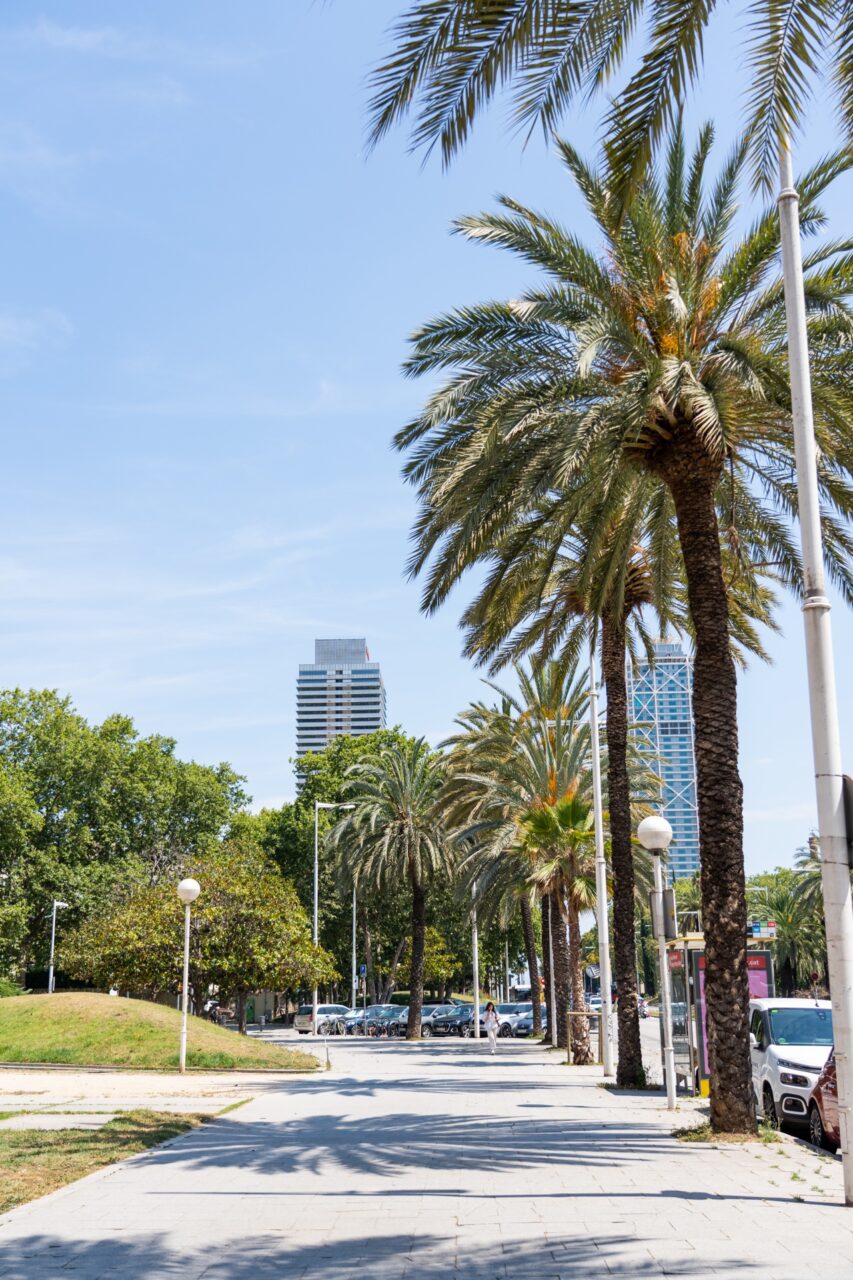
left=483, top=1002, right=500, bottom=1054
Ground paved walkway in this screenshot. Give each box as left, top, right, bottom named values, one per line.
left=0, top=1035, right=851, bottom=1278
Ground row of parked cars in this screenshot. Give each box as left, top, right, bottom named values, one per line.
left=293, top=1000, right=549, bottom=1039
left=749, top=997, right=838, bottom=1151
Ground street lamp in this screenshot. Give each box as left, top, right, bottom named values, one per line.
left=177, top=878, right=200, bottom=1074
left=471, top=883, right=480, bottom=1039
left=313, top=801, right=355, bottom=1036
left=638, top=815, right=676, bottom=1110
left=47, top=899, right=69, bottom=994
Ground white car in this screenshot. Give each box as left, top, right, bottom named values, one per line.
left=293, top=1003, right=351, bottom=1035
left=750, top=998, right=833, bottom=1128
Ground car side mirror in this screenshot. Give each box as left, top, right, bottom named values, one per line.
left=749, top=1032, right=758, bottom=1049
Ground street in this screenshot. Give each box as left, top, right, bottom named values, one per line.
left=0, top=1033, right=850, bottom=1278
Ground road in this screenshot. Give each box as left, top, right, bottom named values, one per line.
left=0, top=1033, right=850, bottom=1278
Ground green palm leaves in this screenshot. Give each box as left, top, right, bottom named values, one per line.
left=368, top=0, right=853, bottom=190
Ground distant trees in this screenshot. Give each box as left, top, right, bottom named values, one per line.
left=61, top=841, right=334, bottom=1031
left=330, top=738, right=454, bottom=1038
left=0, top=689, right=246, bottom=978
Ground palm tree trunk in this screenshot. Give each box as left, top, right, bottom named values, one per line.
left=601, top=612, right=645, bottom=1087
left=567, top=898, right=592, bottom=1064
left=663, top=436, right=754, bottom=1134
left=407, top=877, right=426, bottom=1039
left=551, top=889, right=571, bottom=1051
left=541, top=894, right=553, bottom=1043
left=520, top=895, right=542, bottom=1034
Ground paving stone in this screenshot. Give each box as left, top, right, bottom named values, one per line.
left=0, top=1036, right=850, bottom=1279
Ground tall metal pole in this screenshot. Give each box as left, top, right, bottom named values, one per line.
left=351, top=886, right=357, bottom=1010
left=179, top=902, right=191, bottom=1074
left=589, top=634, right=615, bottom=1076
left=504, top=937, right=511, bottom=1003
left=778, top=143, right=853, bottom=1203
left=312, top=800, right=320, bottom=1037
left=547, top=898, right=557, bottom=1047
left=471, top=889, right=481, bottom=1039
left=47, top=901, right=58, bottom=995
left=653, top=853, right=677, bottom=1110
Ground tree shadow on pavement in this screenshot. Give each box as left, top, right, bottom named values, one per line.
left=0, top=1229, right=760, bottom=1279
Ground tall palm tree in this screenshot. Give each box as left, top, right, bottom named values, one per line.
left=459, top=494, right=680, bottom=1085
left=444, top=659, right=595, bottom=1050
left=524, top=792, right=598, bottom=1062
left=368, top=0, right=852, bottom=194
left=395, top=128, right=853, bottom=1129
left=331, top=738, right=454, bottom=1039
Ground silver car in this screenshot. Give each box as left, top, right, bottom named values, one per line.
left=293, top=1003, right=351, bottom=1035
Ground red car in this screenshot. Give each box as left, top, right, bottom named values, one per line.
left=809, top=1048, right=840, bottom=1152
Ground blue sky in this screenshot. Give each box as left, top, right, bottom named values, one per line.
left=1, top=3, right=850, bottom=875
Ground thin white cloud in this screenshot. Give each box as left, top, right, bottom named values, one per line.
left=0, top=305, right=72, bottom=375
left=22, top=19, right=259, bottom=70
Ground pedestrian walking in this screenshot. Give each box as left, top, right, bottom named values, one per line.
left=483, top=1001, right=499, bottom=1055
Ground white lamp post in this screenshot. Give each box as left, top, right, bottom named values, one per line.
left=313, top=801, right=355, bottom=1036
left=637, top=815, right=676, bottom=1110
left=351, top=885, right=357, bottom=1010
left=471, top=886, right=480, bottom=1039
left=777, top=144, right=853, bottom=1204
left=589, top=634, right=615, bottom=1076
left=47, top=899, right=69, bottom=994
left=177, top=878, right=200, bottom=1074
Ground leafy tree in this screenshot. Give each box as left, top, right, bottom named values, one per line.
left=330, top=738, right=454, bottom=1038
left=0, top=690, right=246, bottom=977
left=246, top=728, right=429, bottom=1003
left=402, top=925, right=459, bottom=990
left=61, top=842, right=334, bottom=1031
left=393, top=127, right=853, bottom=1130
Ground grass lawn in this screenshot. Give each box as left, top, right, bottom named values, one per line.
left=0, top=1109, right=208, bottom=1214
left=0, top=992, right=318, bottom=1071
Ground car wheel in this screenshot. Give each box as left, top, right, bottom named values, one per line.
left=809, top=1102, right=838, bottom=1152
left=763, top=1085, right=780, bottom=1129
left=317, top=1021, right=331, bottom=1036
left=499, top=1023, right=512, bottom=1038
left=461, top=1024, right=472, bottom=1038
left=421, top=1024, right=432, bottom=1038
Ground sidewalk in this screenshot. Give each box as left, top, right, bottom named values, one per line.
left=0, top=1035, right=850, bottom=1278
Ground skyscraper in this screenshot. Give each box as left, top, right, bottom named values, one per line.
left=626, top=640, right=700, bottom=883
left=296, top=638, right=387, bottom=761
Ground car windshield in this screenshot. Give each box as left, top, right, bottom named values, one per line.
left=497, top=1004, right=518, bottom=1014
left=297, top=1006, right=312, bottom=1016
left=769, top=1006, right=833, bottom=1046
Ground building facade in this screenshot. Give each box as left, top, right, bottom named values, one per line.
left=626, top=640, right=700, bottom=883
left=296, top=638, right=387, bottom=761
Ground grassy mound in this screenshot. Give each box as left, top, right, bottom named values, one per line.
left=0, top=992, right=318, bottom=1071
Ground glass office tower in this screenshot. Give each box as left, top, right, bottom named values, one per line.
left=296, top=638, right=386, bottom=761
left=626, top=640, right=700, bottom=883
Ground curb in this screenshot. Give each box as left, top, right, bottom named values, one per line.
left=0, top=1061, right=318, bottom=1075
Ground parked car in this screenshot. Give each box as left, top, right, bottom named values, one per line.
left=513, top=1005, right=548, bottom=1037
left=344, top=1004, right=398, bottom=1035
left=293, top=1003, right=351, bottom=1035
left=431, top=1005, right=473, bottom=1035
left=809, top=1049, right=840, bottom=1152
left=495, top=1003, right=527, bottom=1036
left=417, top=1005, right=451, bottom=1037
left=750, top=998, right=833, bottom=1129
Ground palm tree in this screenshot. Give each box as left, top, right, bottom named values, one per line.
left=368, top=0, right=851, bottom=193
left=444, top=659, right=596, bottom=1050
left=394, top=128, right=853, bottom=1129
left=331, top=738, right=454, bottom=1039
left=458, top=502, right=674, bottom=1084
left=748, top=880, right=826, bottom=995
left=524, top=792, right=598, bottom=1062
